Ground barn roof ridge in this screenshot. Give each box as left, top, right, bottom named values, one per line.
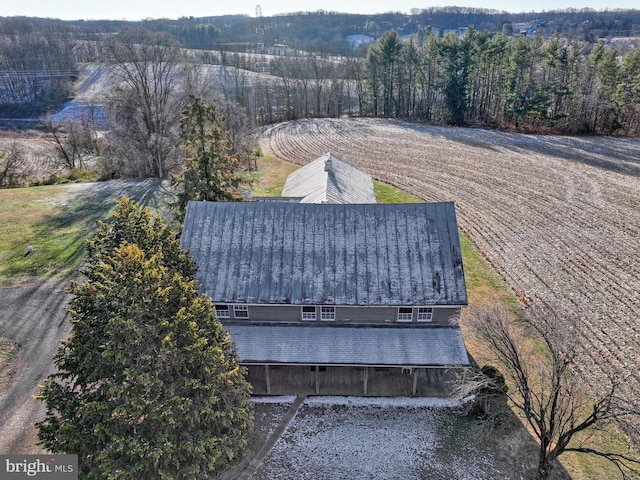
left=281, top=152, right=376, bottom=204
left=181, top=200, right=468, bottom=307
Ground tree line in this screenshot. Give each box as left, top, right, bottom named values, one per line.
left=244, top=30, right=640, bottom=136
left=0, top=17, right=75, bottom=115
left=2, top=18, right=640, bottom=187
left=361, top=29, right=640, bottom=135
left=3, top=14, right=640, bottom=137
left=136, top=8, right=640, bottom=55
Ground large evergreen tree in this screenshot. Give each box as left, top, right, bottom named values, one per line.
left=366, top=31, right=404, bottom=117
left=37, top=199, right=253, bottom=479
left=171, top=95, right=244, bottom=223
left=436, top=30, right=475, bottom=126
left=614, top=46, right=640, bottom=136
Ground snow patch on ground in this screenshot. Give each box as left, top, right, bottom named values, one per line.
left=252, top=395, right=297, bottom=404
left=253, top=401, right=498, bottom=480
left=303, top=395, right=473, bottom=408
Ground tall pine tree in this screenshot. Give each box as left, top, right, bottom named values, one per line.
left=171, top=95, right=245, bottom=223
left=37, top=198, right=253, bottom=479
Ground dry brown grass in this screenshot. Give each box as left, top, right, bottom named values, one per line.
left=0, top=337, right=19, bottom=393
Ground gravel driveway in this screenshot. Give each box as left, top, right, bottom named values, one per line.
left=0, top=279, right=71, bottom=453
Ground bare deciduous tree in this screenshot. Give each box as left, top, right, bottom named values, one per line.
left=0, top=142, right=31, bottom=187
left=43, top=110, right=100, bottom=172
left=101, top=28, right=188, bottom=178
left=458, top=303, right=640, bottom=480
left=0, top=18, right=75, bottom=108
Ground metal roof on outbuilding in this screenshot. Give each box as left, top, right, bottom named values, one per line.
left=181, top=201, right=468, bottom=307
left=281, top=152, right=376, bottom=204
left=251, top=196, right=304, bottom=203
left=226, top=324, right=470, bottom=367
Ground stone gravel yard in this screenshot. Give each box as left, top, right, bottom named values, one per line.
left=233, top=396, right=564, bottom=480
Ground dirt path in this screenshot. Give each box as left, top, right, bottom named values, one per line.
left=0, top=279, right=71, bottom=453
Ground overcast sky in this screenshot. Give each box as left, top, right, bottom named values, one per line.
left=0, top=0, right=637, bottom=21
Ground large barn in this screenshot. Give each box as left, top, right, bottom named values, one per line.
left=180, top=200, right=470, bottom=396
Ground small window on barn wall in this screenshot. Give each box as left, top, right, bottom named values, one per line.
left=417, top=307, right=433, bottom=322
left=302, top=306, right=316, bottom=321
left=233, top=305, right=249, bottom=318
left=214, top=304, right=230, bottom=318
left=321, top=306, right=335, bottom=321
left=397, top=307, right=413, bottom=322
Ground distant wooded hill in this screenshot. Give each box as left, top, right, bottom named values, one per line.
left=34, top=8, right=640, bottom=55
left=1, top=9, right=640, bottom=135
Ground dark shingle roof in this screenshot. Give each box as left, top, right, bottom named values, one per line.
left=226, top=324, right=470, bottom=367
left=181, top=201, right=467, bottom=306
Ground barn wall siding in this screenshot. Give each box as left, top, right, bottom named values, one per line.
left=224, top=305, right=461, bottom=325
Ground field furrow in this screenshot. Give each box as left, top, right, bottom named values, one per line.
left=265, top=118, right=640, bottom=404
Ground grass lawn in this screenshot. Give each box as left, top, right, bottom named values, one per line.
left=459, top=234, right=517, bottom=309
left=0, top=179, right=171, bottom=285
left=0, top=179, right=172, bottom=402
left=248, top=153, right=299, bottom=197
left=0, top=184, right=86, bottom=284
left=373, top=180, right=422, bottom=204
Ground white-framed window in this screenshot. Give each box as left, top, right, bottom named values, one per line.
left=302, top=306, right=317, bottom=321
left=214, top=304, right=230, bottom=318
left=233, top=305, right=249, bottom=318
left=321, top=306, right=335, bottom=321
left=417, top=307, right=433, bottom=322
left=397, top=307, right=413, bottom=322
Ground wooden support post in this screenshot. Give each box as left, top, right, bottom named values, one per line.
left=265, top=365, right=271, bottom=395
left=315, top=365, right=320, bottom=394
left=364, top=367, right=369, bottom=395
left=412, top=368, right=419, bottom=396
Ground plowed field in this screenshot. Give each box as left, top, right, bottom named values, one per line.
left=264, top=117, right=640, bottom=404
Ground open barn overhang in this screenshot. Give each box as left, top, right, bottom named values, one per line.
left=225, top=323, right=470, bottom=368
